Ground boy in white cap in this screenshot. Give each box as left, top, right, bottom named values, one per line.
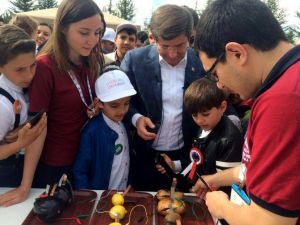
left=101, top=27, right=116, bottom=54
left=72, top=66, right=136, bottom=190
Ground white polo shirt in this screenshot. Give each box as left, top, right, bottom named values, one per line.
left=103, top=113, right=130, bottom=190
left=0, top=74, right=29, bottom=142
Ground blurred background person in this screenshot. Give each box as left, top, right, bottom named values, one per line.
left=136, top=31, right=148, bottom=48
left=101, top=27, right=116, bottom=54
left=106, top=22, right=137, bottom=66
left=9, top=15, right=38, bottom=40
left=36, top=23, right=52, bottom=53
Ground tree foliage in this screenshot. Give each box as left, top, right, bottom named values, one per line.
left=103, top=0, right=118, bottom=16
left=9, top=0, right=35, bottom=12
left=263, top=0, right=300, bottom=43
left=263, top=0, right=286, bottom=26
left=34, top=0, right=58, bottom=10
left=115, top=0, right=135, bottom=21
left=0, top=10, right=13, bottom=23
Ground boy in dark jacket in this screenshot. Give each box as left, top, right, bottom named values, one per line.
left=183, top=78, right=243, bottom=177
left=72, top=67, right=136, bottom=190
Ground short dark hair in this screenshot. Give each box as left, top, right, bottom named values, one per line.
left=182, top=5, right=199, bottom=29
left=0, top=24, right=35, bottom=66
left=195, top=0, right=287, bottom=58
left=117, top=28, right=137, bottom=38
left=137, top=31, right=148, bottom=43
left=184, top=78, right=226, bottom=114
left=150, top=4, right=193, bottom=40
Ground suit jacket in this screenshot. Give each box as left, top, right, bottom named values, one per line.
left=121, top=44, right=205, bottom=155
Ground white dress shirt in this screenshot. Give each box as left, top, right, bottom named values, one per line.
left=0, top=75, right=28, bottom=142
left=152, top=53, right=187, bottom=151
left=103, top=114, right=130, bottom=190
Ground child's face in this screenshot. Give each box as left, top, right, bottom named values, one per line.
left=0, top=52, right=36, bottom=88
left=115, top=31, right=136, bottom=56
left=192, top=101, right=227, bottom=131
left=36, top=25, right=52, bottom=46
left=101, top=96, right=131, bottom=122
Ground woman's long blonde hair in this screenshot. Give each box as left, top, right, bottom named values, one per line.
left=39, top=0, right=106, bottom=80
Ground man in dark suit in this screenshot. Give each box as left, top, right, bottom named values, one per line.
left=121, top=4, right=205, bottom=191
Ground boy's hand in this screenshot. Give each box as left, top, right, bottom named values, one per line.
left=156, top=153, right=175, bottom=174
left=192, top=175, right=217, bottom=195
left=4, top=126, right=23, bottom=143
left=0, top=185, right=30, bottom=207
left=136, top=116, right=156, bottom=140
left=17, top=113, right=47, bottom=148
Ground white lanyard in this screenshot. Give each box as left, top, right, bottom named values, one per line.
left=68, top=70, right=95, bottom=113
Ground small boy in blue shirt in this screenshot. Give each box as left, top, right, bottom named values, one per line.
left=73, top=67, right=136, bottom=190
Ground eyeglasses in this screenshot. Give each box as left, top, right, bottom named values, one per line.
left=205, top=52, right=225, bottom=82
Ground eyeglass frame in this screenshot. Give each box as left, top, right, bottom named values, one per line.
left=204, top=52, right=225, bottom=82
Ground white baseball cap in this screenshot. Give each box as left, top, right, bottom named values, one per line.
left=95, top=69, right=136, bottom=102
left=102, top=27, right=116, bottom=43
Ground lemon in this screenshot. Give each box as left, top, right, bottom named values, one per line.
left=109, top=205, right=127, bottom=219
left=112, top=193, right=124, bottom=206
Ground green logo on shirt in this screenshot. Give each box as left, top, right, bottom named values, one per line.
left=115, top=144, right=123, bottom=155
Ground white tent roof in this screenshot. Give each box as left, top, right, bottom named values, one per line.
left=17, top=8, right=130, bottom=29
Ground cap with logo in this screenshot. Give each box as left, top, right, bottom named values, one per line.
left=95, top=69, right=136, bottom=102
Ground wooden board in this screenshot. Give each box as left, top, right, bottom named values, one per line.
left=22, top=190, right=97, bottom=225
left=155, top=196, right=215, bottom=225
left=90, top=190, right=154, bottom=225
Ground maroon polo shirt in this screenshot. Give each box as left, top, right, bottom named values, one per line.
left=29, top=55, right=95, bottom=166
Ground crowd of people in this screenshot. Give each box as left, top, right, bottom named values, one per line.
left=0, top=0, right=299, bottom=224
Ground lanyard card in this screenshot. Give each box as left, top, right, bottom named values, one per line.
left=230, top=183, right=251, bottom=206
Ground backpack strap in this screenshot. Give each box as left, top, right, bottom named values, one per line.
left=0, top=88, right=20, bottom=129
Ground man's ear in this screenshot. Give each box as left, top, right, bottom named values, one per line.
left=225, top=42, right=248, bottom=66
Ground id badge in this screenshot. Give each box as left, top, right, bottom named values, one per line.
left=230, top=183, right=251, bottom=205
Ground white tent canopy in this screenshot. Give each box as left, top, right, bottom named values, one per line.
left=16, top=8, right=130, bottom=30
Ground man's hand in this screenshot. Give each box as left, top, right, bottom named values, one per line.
left=0, top=185, right=30, bottom=207
left=136, top=116, right=157, bottom=140
left=156, top=153, right=175, bottom=174
left=17, top=113, right=47, bottom=149
left=205, top=191, right=229, bottom=219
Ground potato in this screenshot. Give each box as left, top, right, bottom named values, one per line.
left=165, top=211, right=181, bottom=223
left=156, top=189, right=170, bottom=200
left=156, top=189, right=184, bottom=200
left=174, top=192, right=184, bottom=200
left=157, top=198, right=186, bottom=216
